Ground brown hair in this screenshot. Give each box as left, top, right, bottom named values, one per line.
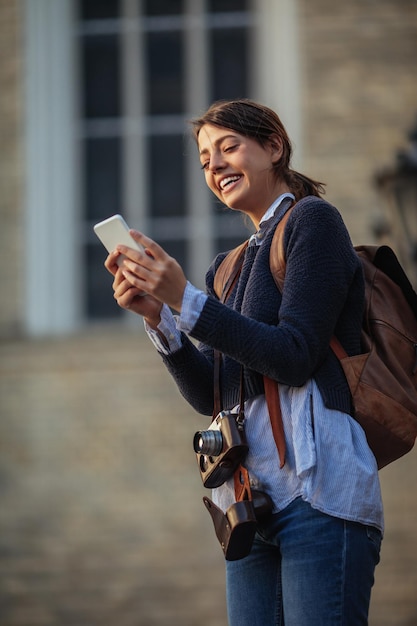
left=190, top=99, right=325, bottom=200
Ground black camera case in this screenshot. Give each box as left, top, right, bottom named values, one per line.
left=203, top=490, right=273, bottom=561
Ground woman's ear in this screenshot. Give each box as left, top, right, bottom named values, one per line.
left=268, top=134, right=284, bottom=164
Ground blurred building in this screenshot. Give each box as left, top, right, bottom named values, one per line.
left=1, top=0, right=417, bottom=338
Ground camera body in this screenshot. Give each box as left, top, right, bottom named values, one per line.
left=193, top=411, right=249, bottom=488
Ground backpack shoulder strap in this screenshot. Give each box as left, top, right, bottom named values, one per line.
left=269, top=205, right=295, bottom=292
left=213, top=240, right=249, bottom=301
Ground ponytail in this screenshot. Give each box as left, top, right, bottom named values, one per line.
left=284, top=170, right=326, bottom=200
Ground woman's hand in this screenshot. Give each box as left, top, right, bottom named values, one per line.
left=104, top=230, right=187, bottom=325
left=104, top=250, right=163, bottom=326
left=115, top=230, right=187, bottom=313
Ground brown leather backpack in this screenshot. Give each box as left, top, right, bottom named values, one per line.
left=214, top=206, right=417, bottom=469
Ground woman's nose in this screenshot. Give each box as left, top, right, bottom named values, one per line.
left=209, top=152, right=226, bottom=172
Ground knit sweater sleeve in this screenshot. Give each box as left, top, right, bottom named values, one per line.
left=157, top=251, right=230, bottom=417
left=190, top=197, right=363, bottom=387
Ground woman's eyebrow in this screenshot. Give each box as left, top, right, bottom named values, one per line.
left=199, top=134, right=238, bottom=156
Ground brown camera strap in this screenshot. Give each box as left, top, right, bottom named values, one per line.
left=264, top=376, right=286, bottom=469
left=234, top=465, right=252, bottom=502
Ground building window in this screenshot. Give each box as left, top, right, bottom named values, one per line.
left=145, top=30, right=185, bottom=115
left=77, top=0, right=253, bottom=320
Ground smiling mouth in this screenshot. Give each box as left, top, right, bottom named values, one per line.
left=219, top=175, right=242, bottom=190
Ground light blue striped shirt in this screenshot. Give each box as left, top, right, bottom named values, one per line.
left=146, top=194, right=384, bottom=533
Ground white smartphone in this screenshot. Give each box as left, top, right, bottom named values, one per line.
left=93, top=214, right=144, bottom=266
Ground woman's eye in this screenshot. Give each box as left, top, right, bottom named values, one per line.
left=224, top=144, right=236, bottom=153
left=201, top=161, right=209, bottom=170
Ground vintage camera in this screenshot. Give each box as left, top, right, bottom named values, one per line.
left=193, top=411, right=249, bottom=488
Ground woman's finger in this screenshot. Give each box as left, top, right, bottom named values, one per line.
left=104, top=249, right=122, bottom=275
left=117, top=230, right=167, bottom=263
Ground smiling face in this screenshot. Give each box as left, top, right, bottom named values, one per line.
left=197, top=123, right=289, bottom=227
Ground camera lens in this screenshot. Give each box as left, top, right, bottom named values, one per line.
left=193, top=429, right=223, bottom=456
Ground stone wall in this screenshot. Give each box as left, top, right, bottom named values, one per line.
left=300, top=0, right=417, bottom=243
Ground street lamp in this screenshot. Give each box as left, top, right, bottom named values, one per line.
left=374, top=117, right=417, bottom=287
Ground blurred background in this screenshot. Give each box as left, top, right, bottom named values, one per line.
left=1, top=0, right=417, bottom=624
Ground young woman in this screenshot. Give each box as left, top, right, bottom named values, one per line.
left=104, top=99, right=383, bottom=625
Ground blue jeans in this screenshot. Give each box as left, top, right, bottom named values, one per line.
left=226, top=497, right=382, bottom=626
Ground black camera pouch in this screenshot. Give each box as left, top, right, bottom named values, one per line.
left=203, top=497, right=256, bottom=561
left=203, top=490, right=273, bottom=561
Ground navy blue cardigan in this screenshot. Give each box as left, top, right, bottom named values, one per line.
left=160, top=196, right=364, bottom=417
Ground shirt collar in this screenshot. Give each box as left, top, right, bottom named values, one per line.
left=248, top=193, right=295, bottom=246
left=259, top=192, right=295, bottom=226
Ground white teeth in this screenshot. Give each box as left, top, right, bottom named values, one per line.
left=220, top=175, right=240, bottom=190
